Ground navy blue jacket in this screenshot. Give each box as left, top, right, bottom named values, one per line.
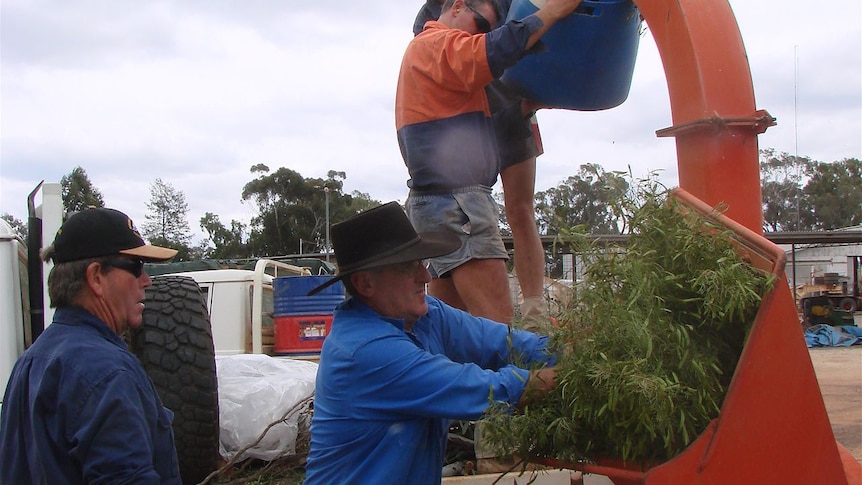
left=0, top=306, right=181, bottom=484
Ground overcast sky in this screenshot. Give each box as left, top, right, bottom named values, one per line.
left=2, top=0, right=860, bottom=244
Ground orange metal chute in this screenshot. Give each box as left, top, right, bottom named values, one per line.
left=534, top=0, right=861, bottom=483
left=642, top=0, right=772, bottom=234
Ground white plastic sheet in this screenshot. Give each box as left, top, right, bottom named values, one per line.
left=216, top=354, right=318, bottom=461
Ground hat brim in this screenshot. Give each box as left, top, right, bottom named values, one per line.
left=120, top=245, right=179, bottom=262
left=306, top=230, right=460, bottom=296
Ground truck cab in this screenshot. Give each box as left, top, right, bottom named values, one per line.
left=161, top=259, right=311, bottom=356
left=0, top=217, right=30, bottom=408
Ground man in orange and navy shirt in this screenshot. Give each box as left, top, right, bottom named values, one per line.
left=395, top=0, right=581, bottom=324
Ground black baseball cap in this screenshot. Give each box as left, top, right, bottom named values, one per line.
left=50, top=207, right=177, bottom=263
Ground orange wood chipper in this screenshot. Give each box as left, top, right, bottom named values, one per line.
left=524, top=0, right=862, bottom=483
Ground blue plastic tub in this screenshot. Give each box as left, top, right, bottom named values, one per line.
left=273, top=276, right=345, bottom=316
left=501, top=0, right=642, bottom=111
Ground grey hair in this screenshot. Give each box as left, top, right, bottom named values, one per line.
left=44, top=259, right=101, bottom=308
left=41, top=244, right=126, bottom=307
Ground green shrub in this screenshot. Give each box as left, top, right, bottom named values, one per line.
left=484, top=182, right=774, bottom=466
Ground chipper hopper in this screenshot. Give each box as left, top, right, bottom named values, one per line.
left=534, top=188, right=861, bottom=484
left=525, top=0, right=861, bottom=482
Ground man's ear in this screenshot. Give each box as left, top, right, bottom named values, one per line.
left=350, top=271, right=376, bottom=299
left=85, top=261, right=107, bottom=298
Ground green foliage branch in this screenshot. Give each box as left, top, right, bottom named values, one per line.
left=483, top=178, right=774, bottom=466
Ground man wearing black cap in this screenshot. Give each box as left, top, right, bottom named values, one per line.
left=0, top=207, right=182, bottom=484
left=303, top=202, right=557, bottom=485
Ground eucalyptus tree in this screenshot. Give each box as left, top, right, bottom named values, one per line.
left=199, top=212, right=250, bottom=259
left=534, top=163, right=628, bottom=236
left=1, top=213, right=27, bottom=241
left=759, top=149, right=861, bottom=231
left=60, top=166, right=105, bottom=213
left=241, top=166, right=380, bottom=257
left=760, top=149, right=808, bottom=231
left=800, top=157, right=862, bottom=230
left=143, top=178, right=192, bottom=260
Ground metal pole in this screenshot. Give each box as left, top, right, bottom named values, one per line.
left=791, top=243, right=797, bottom=308
left=324, top=187, right=330, bottom=262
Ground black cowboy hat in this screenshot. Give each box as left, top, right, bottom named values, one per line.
left=307, top=201, right=460, bottom=295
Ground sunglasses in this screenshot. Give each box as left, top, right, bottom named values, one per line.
left=102, top=257, right=145, bottom=278
left=465, top=4, right=492, bottom=33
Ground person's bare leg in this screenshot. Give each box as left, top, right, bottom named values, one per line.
left=501, top=157, right=546, bottom=319
left=428, top=278, right=467, bottom=312
left=449, top=258, right=513, bottom=324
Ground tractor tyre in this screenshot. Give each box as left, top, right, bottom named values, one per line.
left=128, top=275, right=219, bottom=484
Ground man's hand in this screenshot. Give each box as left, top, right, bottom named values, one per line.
left=517, top=367, right=557, bottom=409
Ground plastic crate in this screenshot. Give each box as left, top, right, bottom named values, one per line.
left=274, top=314, right=333, bottom=354
left=273, top=276, right=345, bottom=316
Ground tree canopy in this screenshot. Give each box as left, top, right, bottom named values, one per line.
left=240, top=166, right=380, bottom=257
left=1, top=213, right=27, bottom=241
left=800, top=157, right=862, bottom=230
left=760, top=149, right=861, bottom=231
left=143, top=178, right=193, bottom=260
left=198, top=212, right=249, bottom=259
left=60, top=166, right=104, bottom=213
left=534, top=163, right=628, bottom=236
left=47, top=149, right=858, bottom=262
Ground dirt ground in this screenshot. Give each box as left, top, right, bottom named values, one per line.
left=809, top=344, right=862, bottom=464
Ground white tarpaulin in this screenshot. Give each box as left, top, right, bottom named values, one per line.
left=216, top=354, right=318, bottom=461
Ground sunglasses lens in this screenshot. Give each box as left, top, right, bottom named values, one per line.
left=105, top=257, right=144, bottom=278
left=476, top=15, right=490, bottom=33
left=466, top=5, right=491, bottom=33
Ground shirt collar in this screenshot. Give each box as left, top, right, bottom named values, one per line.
left=340, top=296, right=408, bottom=331
left=53, top=306, right=129, bottom=348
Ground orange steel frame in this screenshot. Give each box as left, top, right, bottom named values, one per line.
left=641, top=0, right=772, bottom=233
left=535, top=0, right=862, bottom=483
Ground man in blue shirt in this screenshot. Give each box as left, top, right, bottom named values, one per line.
left=303, top=202, right=557, bottom=484
left=0, top=207, right=182, bottom=484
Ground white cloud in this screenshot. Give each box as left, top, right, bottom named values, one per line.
left=2, top=0, right=859, bottom=244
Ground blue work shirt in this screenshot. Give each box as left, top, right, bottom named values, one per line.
left=304, top=296, right=554, bottom=485
left=0, top=306, right=181, bottom=484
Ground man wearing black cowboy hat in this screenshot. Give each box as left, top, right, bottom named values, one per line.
left=303, top=202, right=556, bottom=485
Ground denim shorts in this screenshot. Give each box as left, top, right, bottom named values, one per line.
left=406, top=186, right=509, bottom=278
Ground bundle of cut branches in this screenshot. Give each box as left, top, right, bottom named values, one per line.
left=484, top=182, right=774, bottom=466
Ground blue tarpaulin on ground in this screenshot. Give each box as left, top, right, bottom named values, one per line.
left=804, top=324, right=862, bottom=348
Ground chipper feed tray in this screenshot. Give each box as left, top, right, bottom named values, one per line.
left=533, top=189, right=861, bottom=484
